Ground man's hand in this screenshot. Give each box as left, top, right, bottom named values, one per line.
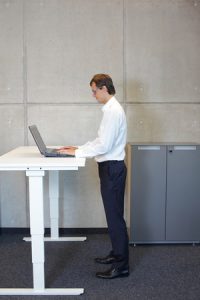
left=57, top=146, right=78, bottom=156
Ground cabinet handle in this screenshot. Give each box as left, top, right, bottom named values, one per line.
left=173, top=146, right=197, bottom=151
left=138, top=146, right=161, bottom=150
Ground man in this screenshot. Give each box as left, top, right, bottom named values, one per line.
left=58, top=74, right=129, bottom=279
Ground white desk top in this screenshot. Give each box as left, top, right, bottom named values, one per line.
left=0, top=146, right=86, bottom=171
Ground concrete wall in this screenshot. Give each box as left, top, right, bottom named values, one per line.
left=0, top=0, right=200, bottom=228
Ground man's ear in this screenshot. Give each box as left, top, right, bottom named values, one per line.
left=102, top=85, right=108, bottom=92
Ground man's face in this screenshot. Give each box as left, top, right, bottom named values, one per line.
left=91, top=82, right=106, bottom=104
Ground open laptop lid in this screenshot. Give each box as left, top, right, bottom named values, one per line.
left=29, top=125, right=47, bottom=155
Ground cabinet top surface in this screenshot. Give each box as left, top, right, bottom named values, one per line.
left=128, top=142, right=200, bottom=146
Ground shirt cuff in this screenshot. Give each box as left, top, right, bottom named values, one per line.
left=75, top=148, right=85, bottom=158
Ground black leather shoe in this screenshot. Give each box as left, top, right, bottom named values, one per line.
left=96, top=267, right=129, bottom=279
left=95, top=254, right=116, bottom=264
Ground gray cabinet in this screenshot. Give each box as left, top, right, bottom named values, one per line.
left=129, top=144, right=200, bottom=244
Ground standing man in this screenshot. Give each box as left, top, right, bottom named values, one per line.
left=58, top=74, right=129, bottom=279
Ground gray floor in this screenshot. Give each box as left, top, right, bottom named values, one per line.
left=0, top=233, right=200, bottom=300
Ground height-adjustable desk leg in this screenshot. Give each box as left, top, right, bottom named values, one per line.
left=0, top=169, right=84, bottom=295
left=23, top=170, right=86, bottom=242
left=27, top=170, right=45, bottom=290
left=48, top=170, right=87, bottom=241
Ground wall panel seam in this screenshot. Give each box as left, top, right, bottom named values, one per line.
left=22, top=0, right=29, bottom=228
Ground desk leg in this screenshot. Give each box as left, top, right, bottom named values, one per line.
left=27, top=170, right=45, bottom=290
left=24, top=170, right=86, bottom=242
left=46, top=170, right=86, bottom=242
left=49, top=170, right=59, bottom=239
left=0, top=170, right=84, bottom=295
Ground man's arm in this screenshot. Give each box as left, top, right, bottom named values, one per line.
left=57, top=109, right=120, bottom=158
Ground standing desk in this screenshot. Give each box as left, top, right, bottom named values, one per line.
left=0, top=146, right=86, bottom=296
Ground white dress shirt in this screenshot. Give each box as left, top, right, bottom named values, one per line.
left=75, top=96, right=127, bottom=162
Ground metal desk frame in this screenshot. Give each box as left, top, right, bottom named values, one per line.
left=0, top=146, right=86, bottom=296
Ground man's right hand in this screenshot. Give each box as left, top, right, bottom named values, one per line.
left=58, top=146, right=78, bottom=151
left=56, top=146, right=78, bottom=156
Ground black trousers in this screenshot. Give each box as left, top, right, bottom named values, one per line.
left=98, top=160, right=129, bottom=268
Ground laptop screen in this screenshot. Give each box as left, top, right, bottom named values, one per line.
left=29, top=125, right=47, bottom=154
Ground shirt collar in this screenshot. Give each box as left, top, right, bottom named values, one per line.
left=102, top=96, right=116, bottom=112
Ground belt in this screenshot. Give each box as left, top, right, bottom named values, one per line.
left=97, top=160, right=124, bottom=166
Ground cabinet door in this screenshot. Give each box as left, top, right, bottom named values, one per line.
left=166, top=146, right=200, bottom=242
left=130, top=145, right=166, bottom=243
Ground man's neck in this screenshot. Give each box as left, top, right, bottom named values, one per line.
left=103, top=94, right=113, bottom=104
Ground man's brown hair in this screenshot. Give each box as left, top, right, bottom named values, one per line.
left=90, top=74, right=116, bottom=95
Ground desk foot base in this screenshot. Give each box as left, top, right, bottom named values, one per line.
left=23, top=237, right=87, bottom=242
left=0, top=288, right=84, bottom=295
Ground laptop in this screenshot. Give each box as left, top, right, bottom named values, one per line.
left=29, top=125, right=74, bottom=157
